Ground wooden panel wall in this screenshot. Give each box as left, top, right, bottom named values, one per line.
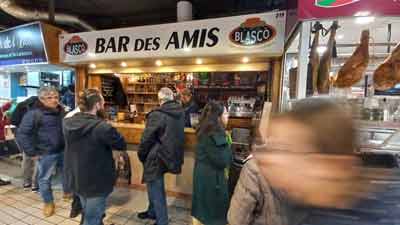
left=41, top=23, right=63, bottom=64
left=272, top=59, right=283, bottom=113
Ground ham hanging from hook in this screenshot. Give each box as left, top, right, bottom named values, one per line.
left=335, top=30, right=370, bottom=88
left=317, top=21, right=339, bottom=94
left=373, top=42, right=400, bottom=91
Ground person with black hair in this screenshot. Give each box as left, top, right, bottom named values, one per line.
left=62, top=84, right=76, bottom=111
left=63, top=89, right=126, bottom=225
left=180, top=89, right=200, bottom=128
left=191, top=101, right=232, bottom=225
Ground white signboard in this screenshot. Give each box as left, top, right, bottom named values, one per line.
left=60, top=11, right=286, bottom=63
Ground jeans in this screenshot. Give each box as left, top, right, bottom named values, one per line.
left=78, top=194, right=108, bottom=225
left=147, top=176, right=168, bottom=225
left=37, top=152, right=68, bottom=203
left=22, top=152, right=38, bottom=188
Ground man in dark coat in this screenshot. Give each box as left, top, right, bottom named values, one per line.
left=63, top=89, right=126, bottom=225
left=16, top=87, right=66, bottom=217
left=180, top=89, right=200, bottom=128
left=137, top=87, right=185, bottom=225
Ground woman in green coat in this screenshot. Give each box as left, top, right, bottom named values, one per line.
left=192, top=101, right=232, bottom=225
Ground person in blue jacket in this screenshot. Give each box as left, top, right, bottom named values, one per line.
left=16, top=86, right=68, bottom=217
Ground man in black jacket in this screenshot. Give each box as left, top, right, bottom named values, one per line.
left=137, top=87, right=185, bottom=225
left=63, top=89, right=126, bottom=225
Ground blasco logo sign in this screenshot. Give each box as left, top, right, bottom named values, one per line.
left=64, top=35, right=88, bottom=55
left=316, top=0, right=360, bottom=8
left=230, top=18, right=276, bottom=47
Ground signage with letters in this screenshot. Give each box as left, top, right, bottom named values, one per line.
left=299, top=0, right=400, bottom=20
left=60, top=11, right=286, bottom=63
left=0, top=22, right=48, bottom=66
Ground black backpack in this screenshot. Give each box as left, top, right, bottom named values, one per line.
left=11, top=96, right=43, bottom=153
left=11, top=96, right=39, bottom=127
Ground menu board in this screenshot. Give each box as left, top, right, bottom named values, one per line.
left=0, top=22, right=47, bottom=66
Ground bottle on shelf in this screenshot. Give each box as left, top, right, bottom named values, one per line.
left=382, top=98, right=391, bottom=122
left=393, top=105, right=400, bottom=122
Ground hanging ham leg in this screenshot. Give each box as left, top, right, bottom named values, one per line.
left=335, top=30, right=370, bottom=88
left=308, top=22, right=322, bottom=94
left=373, top=42, right=400, bottom=91
left=318, top=21, right=339, bottom=94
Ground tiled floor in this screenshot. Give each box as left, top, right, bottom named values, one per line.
left=0, top=184, right=192, bottom=225
left=0, top=158, right=191, bottom=225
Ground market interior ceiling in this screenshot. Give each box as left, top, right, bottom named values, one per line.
left=0, top=0, right=287, bottom=31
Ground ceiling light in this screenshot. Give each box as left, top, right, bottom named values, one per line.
left=183, top=47, right=192, bottom=52
left=354, top=11, right=375, bottom=24
left=337, top=34, right=344, bottom=40
left=196, top=58, right=203, bottom=65
left=121, top=62, right=127, bottom=67
left=89, top=63, right=96, bottom=69
left=155, top=60, right=163, bottom=66
left=355, top=16, right=375, bottom=24
left=317, top=46, right=327, bottom=55
left=354, top=11, right=371, bottom=17
left=242, top=57, right=250, bottom=63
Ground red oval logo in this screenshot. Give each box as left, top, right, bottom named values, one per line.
left=64, top=35, right=88, bottom=56
left=230, top=18, right=276, bottom=47
left=316, top=0, right=360, bottom=8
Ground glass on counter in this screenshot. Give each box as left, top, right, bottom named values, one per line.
left=190, top=113, right=200, bottom=128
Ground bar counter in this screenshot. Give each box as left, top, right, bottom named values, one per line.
left=111, top=122, right=197, bottom=197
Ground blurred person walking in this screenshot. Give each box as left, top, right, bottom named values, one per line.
left=228, top=98, right=369, bottom=225
left=137, top=87, right=185, bottom=225
left=0, top=100, right=13, bottom=186
left=16, top=87, right=68, bottom=217
left=63, top=89, right=126, bottom=225
left=191, top=101, right=232, bottom=225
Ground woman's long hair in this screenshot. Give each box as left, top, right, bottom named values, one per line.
left=196, top=101, right=225, bottom=137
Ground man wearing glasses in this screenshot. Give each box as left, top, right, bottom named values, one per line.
left=16, top=86, right=69, bottom=217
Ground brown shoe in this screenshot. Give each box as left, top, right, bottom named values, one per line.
left=63, top=193, right=73, bottom=202
left=43, top=203, right=55, bottom=217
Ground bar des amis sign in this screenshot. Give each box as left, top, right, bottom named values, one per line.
left=60, top=11, right=286, bottom=63
left=0, top=22, right=47, bottom=66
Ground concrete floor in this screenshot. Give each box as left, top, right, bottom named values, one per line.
left=0, top=158, right=192, bottom=225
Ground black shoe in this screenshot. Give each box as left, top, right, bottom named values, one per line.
left=70, top=206, right=82, bottom=218
left=0, top=179, right=10, bottom=186
left=137, top=211, right=156, bottom=220
left=23, top=183, right=32, bottom=191
left=31, top=187, right=39, bottom=193
left=70, top=196, right=83, bottom=218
